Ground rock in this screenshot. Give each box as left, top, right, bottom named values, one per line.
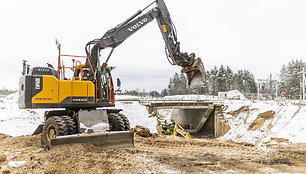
left=132, top=125, right=152, bottom=137
left=2, top=170, right=10, bottom=174
left=0, top=154, right=6, bottom=162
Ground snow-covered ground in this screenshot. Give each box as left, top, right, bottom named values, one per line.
left=115, top=100, right=157, bottom=133
left=0, top=93, right=305, bottom=147
left=0, top=93, right=157, bottom=136
left=221, top=100, right=306, bottom=145
left=0, top=93, right=44, bottom=137
left=163, top=94, right=219, bottom=100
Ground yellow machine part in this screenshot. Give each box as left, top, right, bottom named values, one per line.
left=32, top=75, right=95, bottom=104
left=71, top=81, right=93, bottom=98
left=58, top=80, right=72, bottom=102
left=32, top=76, right=59, bottom=103
left=172, top=124, right=191, bottom=139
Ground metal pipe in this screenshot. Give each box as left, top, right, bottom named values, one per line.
left=119, top=10, right=142, bottom=27
left=105, top=48, right=115, bottom=64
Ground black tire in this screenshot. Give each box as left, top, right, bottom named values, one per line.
left=41, top=116, right=68, bottom=148
left=118, top=113, right=130, bottom=131
left=108, top=113, right=125, bottom=131
left=62, top=115, right=77, bottom=135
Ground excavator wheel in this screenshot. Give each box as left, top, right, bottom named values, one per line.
left=108, top=113, right=126, bottom=131
left=62, top=115, right=77, bottom=135
left=118, top=113, right=130, bottom=131
left=42, top=116, right=68, bottom=149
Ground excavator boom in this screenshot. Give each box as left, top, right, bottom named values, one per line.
left=86, top=0, right=206, bottom=100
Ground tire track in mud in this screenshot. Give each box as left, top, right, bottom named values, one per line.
left=106, top=148, right=180, bottom=173
left=1, top=134, right=306, bottom=173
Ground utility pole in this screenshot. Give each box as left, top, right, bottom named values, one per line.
left=257, top=79, right=260, bottom=100
left=258, top=77, right=278, bottom=101
left=300, top=63, right=303, bottom=101
left=270, top=74, right=273, bottom=100
left=276, top=80, right=278, bottom=99
left=303, top=64, right=305, bottom=101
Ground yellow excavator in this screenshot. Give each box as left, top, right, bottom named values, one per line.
left=18, top=0, right=205, bottom=148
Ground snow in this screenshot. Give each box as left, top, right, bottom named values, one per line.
left=8, top=160, right=27, bottom=168
left=115, top=95, right=142, bottom=100
left=163, top=95, right=218, bottom=100
left=0, top=93, right=157, bottom=136
left=115, top=101, right=157, bottom=133
left=80, top=123, right=109, bottom=133
left=0, top=93, right=44, bottom=137
left=0, top=93, right=305, bottom=146
left=218, top=90, right=247, bottom=100
left=220, top=100, right=306, bottom=145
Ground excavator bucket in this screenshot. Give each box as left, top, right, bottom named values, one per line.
left=50, top=131, right=134, bottom=148
left=181, top=58, right=206, bottom=86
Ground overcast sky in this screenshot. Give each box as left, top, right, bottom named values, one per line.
left=0, top=0, right=305, bottom=91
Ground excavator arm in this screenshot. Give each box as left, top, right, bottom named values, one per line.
left=86, top=0, right=206, bottom=99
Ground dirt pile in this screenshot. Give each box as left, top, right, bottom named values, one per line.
left=0, top=134, right=10, bottom=140
left=132, top=125, right=154, bottom=137
left=248, top=110, right=275, bottom=131
left=0, top=134, right=305, bottom=173
left=269, top=138, right=289, bottom=145
left=258, top=110, right=275, bottom=119
left=226, top=106, right=249, bottom=117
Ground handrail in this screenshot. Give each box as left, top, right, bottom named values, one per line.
left=106, top=76, right=115, bottom=105
left=138, top=99, right=224, bottom=106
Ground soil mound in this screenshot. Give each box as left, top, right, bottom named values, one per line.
left=248, top=117, right=265, bottom=131
left=132, top=125, right=153, bottom=137
left=248, top=110, right=275, bottom=131
left=0, top=133, right=10, bottom=140
left=258, top=110, right=275, bottom=119
left=226, top=106, right=249, bottom=117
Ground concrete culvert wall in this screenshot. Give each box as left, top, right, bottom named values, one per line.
left=171, top=105, right=226, bottom=138
left=172, top=109, right=209, bottom=129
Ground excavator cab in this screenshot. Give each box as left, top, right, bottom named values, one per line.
left=101, top=67, right=115, bottom=104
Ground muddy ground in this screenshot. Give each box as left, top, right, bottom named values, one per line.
left=0, top=133, right=305, bottom=174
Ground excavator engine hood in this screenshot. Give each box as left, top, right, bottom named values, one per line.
left=181, top=58, right=206, bottom=86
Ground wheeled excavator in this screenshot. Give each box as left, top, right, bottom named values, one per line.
left=18, top=0, right=206, bottom=148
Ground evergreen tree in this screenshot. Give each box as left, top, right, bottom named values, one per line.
left=225, top=66, right=234, bottom=91
left=208, top=66, right=219, bottom=95
left=278, top=59, right=305, bottom=99
left=217, top=65, right=226, bottom=92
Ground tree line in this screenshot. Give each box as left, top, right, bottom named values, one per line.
left=161, top=65, right=257, bottom=97
left=122, top=59, right=305, bottom=99
left=278, top=59, right=305, bottom=99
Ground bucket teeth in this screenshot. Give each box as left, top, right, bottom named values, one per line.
left=181, top=58, right=206, bottom=86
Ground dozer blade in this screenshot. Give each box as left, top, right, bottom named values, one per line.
left=51, top=131, right=134, bottom=148
left=181, top=58, right=206, bottom=86
left=32, top=124, right=44, bottom=135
